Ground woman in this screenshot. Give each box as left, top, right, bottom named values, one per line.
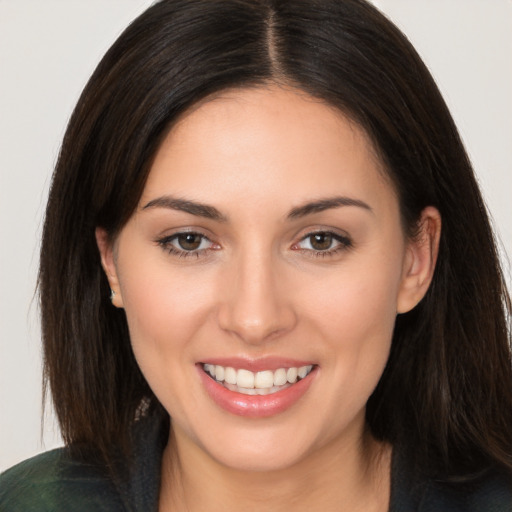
left=1, top=0, right=511, bottom=510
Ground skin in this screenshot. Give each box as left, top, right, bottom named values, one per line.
left=97, top=85, right=440, bottom=511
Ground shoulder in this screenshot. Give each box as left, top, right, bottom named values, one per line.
left=422, top=469, right=512, bottom=512
left=0, top=412, right=168, bottom=512
left=391, top=447, right=512, bottom=511
left=0, top=448, right=125, bottom=512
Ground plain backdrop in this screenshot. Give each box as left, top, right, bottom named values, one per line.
left=1, top=0, right=511, bottom=472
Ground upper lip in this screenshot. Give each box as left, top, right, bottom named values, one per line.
left=198, top=356, right=316, bottom=372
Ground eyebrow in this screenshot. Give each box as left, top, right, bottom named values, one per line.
left=287, top=196, right=373, bottom=219
left=142, top=194, right=372, bottom=222
left=142, top=196, right=228, bottom=222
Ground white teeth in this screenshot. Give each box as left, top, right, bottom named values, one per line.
left=203, top=363, right=314, bottom=394
left=274, top=368, right=287, bottom=386
left=237, top=369, right=255, bottom=388
left=204, top=364, right=215, bottom=377
left=298, top=365, right=312, bottom=379
left=224, top=366, right=237, bottom=385
left=224, top=383, right=287, bottom=396
left=254, top=370, right=274, bottom=389
left=215, top=365, right=225, bottom=381
left=286, top=367, right=298, bottom=383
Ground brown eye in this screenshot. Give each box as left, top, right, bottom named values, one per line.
left=156, top=231, right=216, bottom=257
left=309, top=233, right=333, bottom=251
left=293, top=230, right=352, bottom=255
left=177, top=233, right=203, bottom=250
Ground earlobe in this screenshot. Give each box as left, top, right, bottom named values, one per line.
left=95, top=227, right=124, bottom=308
left=396, top=206, right=441, bottom=314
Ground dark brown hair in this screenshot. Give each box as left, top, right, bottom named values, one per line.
left=40, top=0, right=512, bottom=478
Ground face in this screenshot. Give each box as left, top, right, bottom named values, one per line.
left=98, top=86, right=438, bottom=472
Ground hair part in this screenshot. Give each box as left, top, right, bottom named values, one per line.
left=40, top=0, right=512, bottom=478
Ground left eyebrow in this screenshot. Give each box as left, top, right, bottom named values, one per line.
left=142, top=195, right=228, bottom=222
left=287, top=196, right=373, bottom=219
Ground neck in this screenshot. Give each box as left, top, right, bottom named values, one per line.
left=159, top=422, right=392, bottom=512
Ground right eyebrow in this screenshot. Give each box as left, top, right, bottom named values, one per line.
left=287, top=196, right=373, bottom=219
left=141, top=195, right=228, bottom=222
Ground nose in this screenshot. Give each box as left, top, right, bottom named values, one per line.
left=217, top=250, right=297, bottom=344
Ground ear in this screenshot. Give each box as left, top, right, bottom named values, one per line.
left=397, top=206, right=441, bottom=314
left=95, top=227, right=124, bottom=308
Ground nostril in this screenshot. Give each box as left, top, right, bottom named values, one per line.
left=217, top=302, right=297, bottom=344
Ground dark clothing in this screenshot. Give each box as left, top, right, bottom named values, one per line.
left=1, top=415, right=511, bottom=511
left=0, top=415, right=166, bottom=512
left=391, top=448, right=512, bottom=511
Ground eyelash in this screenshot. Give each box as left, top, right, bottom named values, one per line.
left=156, top=232, right=216, bottom=259
left=292, top=231, right=353, bottom=258
left=155, top=230, right=352, bottom=259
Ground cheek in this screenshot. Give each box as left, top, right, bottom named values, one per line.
left=301, top=253, right=402, bottom=340
left=298, top=253, right=403, bottom=395
left=118, top=264, right=219, bottom=423
left=117, top=253, right=217, bottom=381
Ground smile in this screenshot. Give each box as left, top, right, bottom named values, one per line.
left=198, top=360, right=317, bottom=417
left=203, top=363, right=314, bottom=396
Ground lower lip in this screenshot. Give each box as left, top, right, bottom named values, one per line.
left=197, top=365, right=316, bottom=418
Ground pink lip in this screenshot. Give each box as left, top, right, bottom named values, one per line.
left=197, top=362, right=317, bottom=418
left=200, top=356, right=315, bottom=372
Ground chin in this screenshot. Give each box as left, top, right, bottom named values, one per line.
left=203, top=435, right=312, bottom=473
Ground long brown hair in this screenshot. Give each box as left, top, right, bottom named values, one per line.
left=40, top=0, right=512, bottom=478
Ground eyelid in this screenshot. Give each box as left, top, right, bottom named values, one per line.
left=291, top=228, right=353, bottom=255
left=292, top=225, right=352, bottom=243
left=154, top=226, right=352, bottom=260
left=155, top=229, right=220, bottom=258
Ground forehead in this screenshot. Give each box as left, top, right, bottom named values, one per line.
left=140, top=86, right=395, bottom=216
